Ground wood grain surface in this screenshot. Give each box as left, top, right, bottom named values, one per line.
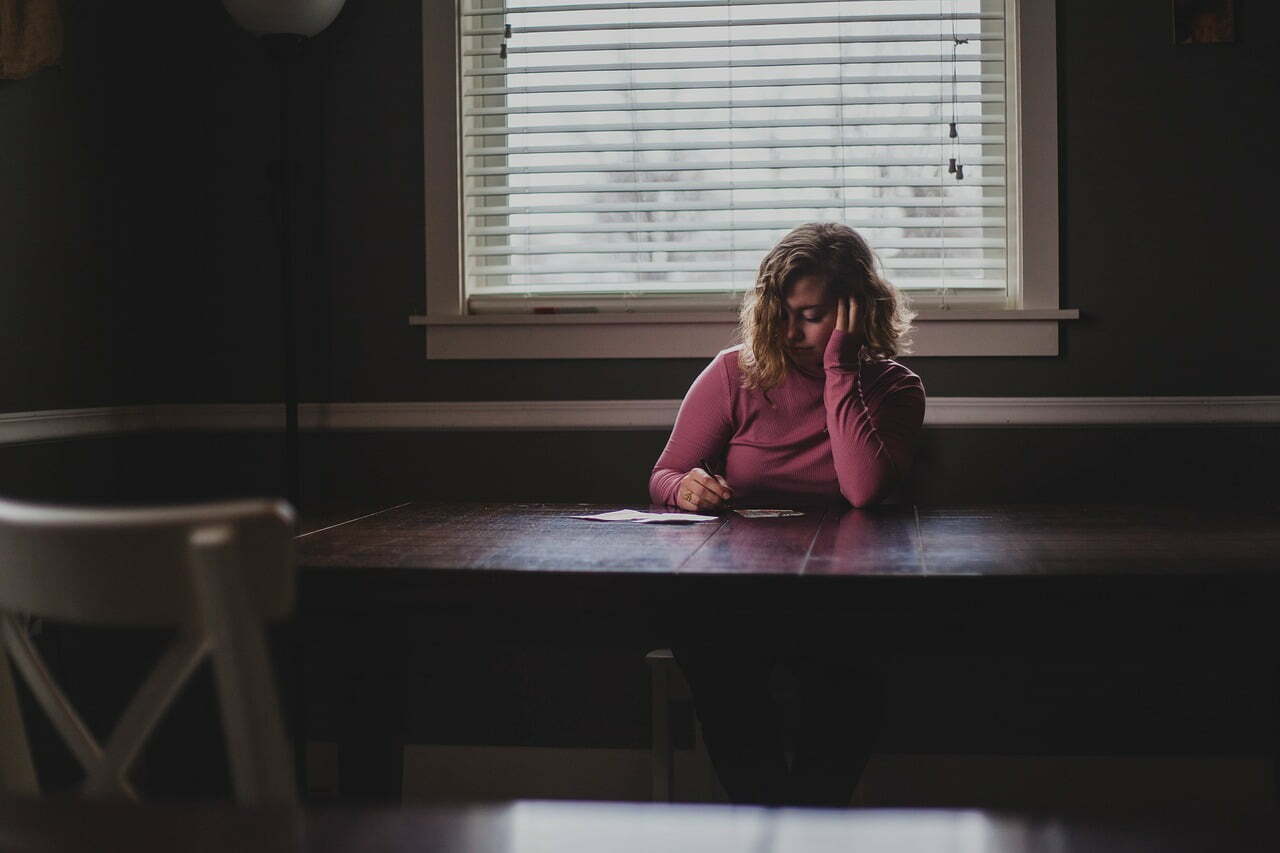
left=298, top=502, right=1280, bottom=579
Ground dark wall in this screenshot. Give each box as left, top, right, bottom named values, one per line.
left=1, top=0, right=282, bottom=415
left=1, top=1, right=116, bottom=412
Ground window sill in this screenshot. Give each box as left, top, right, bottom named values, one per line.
left=409, top=309, right=1080, bottom=359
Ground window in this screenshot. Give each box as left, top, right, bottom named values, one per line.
left=417, top=0, right=1074, bottom=358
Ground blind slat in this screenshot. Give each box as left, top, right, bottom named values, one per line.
left=466, top=177, right=1003, bottom=195
left=469, top=217, right=1007, bottom=236
left=464, top=12, right=1002, bottom=37
left=465, top=156, right=1006, bottom=175
left=468, top=198, right=1007, bottom=216
left=465, top=94, right=1003, bottom=116
left=469, top=280, right=1007, bottom=297
left=472, top=259, right=1006, bottom=275
left=467, top=135, right=1005, bottom=155
left=464, top=73, right=1002, bottom=97
left=466, top=32, right=999, bottom=56
left=469, top=237, right=1006, bottom=255
left=463, top=0, right=934, bottom=15
left=463, top=53, right=1005, bottom=76
left=466, top=115, right=1004, bottom=136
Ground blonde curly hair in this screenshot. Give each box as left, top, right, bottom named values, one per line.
left=737, top=223, right=915, bottom=391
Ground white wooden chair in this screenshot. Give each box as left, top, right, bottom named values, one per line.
left=0, top=498, right=297, bottom=804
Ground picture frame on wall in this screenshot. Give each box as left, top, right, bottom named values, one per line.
left=1173, top=0, right=1236, bottom=44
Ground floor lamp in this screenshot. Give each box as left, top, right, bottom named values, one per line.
left=222, top=0, right=346, bottom=509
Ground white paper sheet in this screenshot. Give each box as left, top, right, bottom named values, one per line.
left=571, top=509, right=719, bottom=524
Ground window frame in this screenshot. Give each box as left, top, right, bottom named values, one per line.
left=415, top=0, right=1076, bottom=359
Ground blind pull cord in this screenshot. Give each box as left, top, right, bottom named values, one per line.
left=948, top=7, right=967, bottom=181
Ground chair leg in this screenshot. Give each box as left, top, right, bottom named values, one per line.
left=190, top=525, right=296, bottom=805
left=0, top=634, right=39, bottom=796
left=646, top=649, right=675, bottom=802
left=83, top=633, right=209, bottom=797
left=0, top=615, right=104, bottom=780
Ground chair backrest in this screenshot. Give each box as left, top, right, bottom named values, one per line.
left=0, top=498, right=297, bottom=804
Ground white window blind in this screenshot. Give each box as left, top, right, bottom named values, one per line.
left=459, top=0, right=1013, bottom=313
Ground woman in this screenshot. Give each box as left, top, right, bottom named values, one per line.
left=650, top=222, right=924, bottom=512
left=649, top=222, right=925, bottom=806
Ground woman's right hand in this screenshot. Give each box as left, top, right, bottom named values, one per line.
left=676, top=468, right=733, bottom=512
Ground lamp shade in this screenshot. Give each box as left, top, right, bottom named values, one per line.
left=222, top=0, right=346, bottom=37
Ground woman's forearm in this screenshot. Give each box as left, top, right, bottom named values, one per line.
left=650, top=353, right=735, bottom=506
left=823, top=332, right=925, bottom=507
left=649, top=467, right=685, bottom=506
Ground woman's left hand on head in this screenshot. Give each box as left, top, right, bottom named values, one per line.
left=836, top=297, right=856, bottom=334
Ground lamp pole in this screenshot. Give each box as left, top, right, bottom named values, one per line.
left=264, top=34, right=304, bottom=510
left=222, top=1, right=345, bottom=510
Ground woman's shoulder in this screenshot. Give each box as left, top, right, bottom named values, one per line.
left=861, top=352, right=926, bottom=396
left=698, top=344, right=744, bottom=385
left=706, top=343, right=747, bottom=389
left=714, top=344, right=745, bottom=369
left=687, top=345, right=744, bottom=398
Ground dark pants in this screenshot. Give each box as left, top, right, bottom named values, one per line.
left=673, top=639, right=885, bottom=807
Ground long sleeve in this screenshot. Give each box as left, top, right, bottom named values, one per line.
left=822, top=330, right=925, bottom=507
left=649, top=352, right=735, bottom=506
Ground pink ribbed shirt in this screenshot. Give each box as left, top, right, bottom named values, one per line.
left=650, top=329, right=926, bottom=507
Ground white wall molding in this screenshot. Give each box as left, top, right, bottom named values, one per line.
left=306, top=397, right=1280, bottom=430
left=923, top=396, right=1280, bottom=427
left=2, top=397, right=1279, bottom=445
left=304, top=400, right=683, bottom=431
left=0, top=407, right=125, bottom=444
left=0, top=404, right=285, bottom=445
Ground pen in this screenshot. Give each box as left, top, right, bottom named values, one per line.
left=700, top=457, right=732, bottom=508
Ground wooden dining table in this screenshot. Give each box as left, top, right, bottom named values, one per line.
left=294, top=502, right=1280, bottom=799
